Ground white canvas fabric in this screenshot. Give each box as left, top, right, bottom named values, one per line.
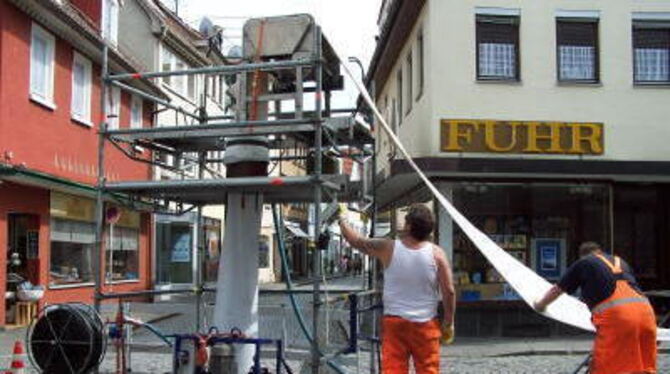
left=214, top=193, right=263, bottom=373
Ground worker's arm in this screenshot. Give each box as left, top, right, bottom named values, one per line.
left=338, top=218, right=393, bottom=264
left=433, top=246, right=456, bottom=344
left=433, top=246, right=456, bottom=326
left=533, top=285, right=564, bottom=312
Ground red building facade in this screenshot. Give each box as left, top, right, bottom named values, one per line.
left=0, top=0, right=160, bottom=326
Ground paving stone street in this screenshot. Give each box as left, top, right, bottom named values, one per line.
left=1, top=276, right=669, bottom=373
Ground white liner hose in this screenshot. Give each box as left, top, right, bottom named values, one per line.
left=336, top=53, right=670, bottom=341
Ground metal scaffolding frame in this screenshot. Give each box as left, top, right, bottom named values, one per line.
left=92, top=18, right=373, bottom=374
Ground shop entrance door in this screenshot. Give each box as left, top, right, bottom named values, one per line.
left=6, top=214, right=40, bottom=324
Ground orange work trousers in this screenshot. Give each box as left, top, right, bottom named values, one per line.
left=381, top=315, right=441, bottom=374
left=590, top=281, right=657, bottom=374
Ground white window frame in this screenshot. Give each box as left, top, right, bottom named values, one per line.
left=30, top=23, right=56, bottom=109
left=130, top=95, right=143, bottom=128
left=105, top=86, right=121, bottom=130
left=101, top=0, right=119, bottom=46
left=160, top=44, right=198, bottom=102
left=71, top=52, right=93, bottom=126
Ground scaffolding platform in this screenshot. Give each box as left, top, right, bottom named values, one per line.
left=104, top=174, right=364, bottom=204
left=105, top=116, right=373, bottom=153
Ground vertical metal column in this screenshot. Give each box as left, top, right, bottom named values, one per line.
left=94, top=44, right=109, bottom=313
left=311, top=25, right=324, bottom=374
left=195, top=74, right=209, bottom=333
left=195, top=152, right=205, bottom=332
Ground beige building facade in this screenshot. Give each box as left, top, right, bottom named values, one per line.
left=370, top=0, right=670, bottom=335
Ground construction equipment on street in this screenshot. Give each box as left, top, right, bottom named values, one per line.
left=19, top=12, right=376, bottom=374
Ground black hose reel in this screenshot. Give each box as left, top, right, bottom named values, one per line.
left=26, top=303, right=107, bottom=374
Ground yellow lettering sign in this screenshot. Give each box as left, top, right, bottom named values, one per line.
left=440, top=119, right=603, bottom=155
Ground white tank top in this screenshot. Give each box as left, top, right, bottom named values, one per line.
left=383, top=240, right=440, bottom=322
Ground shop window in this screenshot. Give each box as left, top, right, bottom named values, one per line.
left=203, top=218, right=222, bottom=283
left=30, top=23, right=56, bottom=108
left=156, top=221, right=193, bottom=284
left=557, top=20, right=599, bottom=82
left=452, top=183, right=610, bottom=302
left=476, top=15, right=520, bottom=81
left=105, top=226, right=139, bottom=282
left=50, top=218, right=95, bottom=286
left=633, top=21, right=670, bottom=84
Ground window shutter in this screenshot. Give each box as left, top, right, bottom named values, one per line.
left=634, top=28, right=670, bottom=49
left=557, top=21, right=597, bottom=47
left=477, top=22, right=516, bottom=44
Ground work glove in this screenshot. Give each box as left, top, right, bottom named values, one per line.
left=337, top=203, right=349, bottom=223
left=441, top=323, right=455, bottom=345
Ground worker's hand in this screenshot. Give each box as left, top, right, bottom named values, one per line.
left=441, top=322, right=455, bottom=345
left=337, top=204, right=349, bottom=223
left=533, top=299, right=547, bottom=312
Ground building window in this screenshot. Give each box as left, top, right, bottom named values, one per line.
left=633, top=22, right=670, bottom=84
left=406, top=52, right=413, bottom=115
left=130, top=95, right=142, bottom=128
left=105, top=225, right=139, bottom=282
left=417, top=30, right=425, bottom=99
left=105, top=86, right=121, bottom=129
left=71, top=52, right=92, bottom=125
left=102, top=0, right=119, bottom=46
left=396, top=69, right=403, bottom=125
left=30, top=23, right=56, bottom=108
left=557, top=20, right=599, bottom=82
left=476, top=16, right=520, bottom=81
left=50, top=218, right=95, bottom=286
left=160, top=45, right=196, bottom=101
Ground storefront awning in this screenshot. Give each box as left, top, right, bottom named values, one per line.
left=376, top=157, right=670, bottom=210
left=285, top=223, right=310, bottom=239
left=0, top=164, right=153, bottom=211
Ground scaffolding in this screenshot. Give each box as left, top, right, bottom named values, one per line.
left=92, top=14, right=375, bottom=374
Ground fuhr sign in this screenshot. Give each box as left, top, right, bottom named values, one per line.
left=440, top=119, right=604, bottom=155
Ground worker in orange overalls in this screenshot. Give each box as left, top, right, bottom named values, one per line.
left=534, top=241, right=657, bottom=374
left=339, top=204, right=456, bottom=374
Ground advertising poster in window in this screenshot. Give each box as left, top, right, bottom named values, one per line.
left=171, top=233, right=191, bottom=263
left=531, top=238, right=566, bottom=281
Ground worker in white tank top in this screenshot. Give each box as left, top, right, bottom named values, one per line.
left=339, top=203, right=456, bottom=374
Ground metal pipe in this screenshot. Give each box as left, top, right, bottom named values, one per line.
left=104, top=175, right=329, bottom=190
left=104, top=118, right=315, bottom=135
left=108, top=59, right=315, bottom=81
left=98, top=288, right=198, bottom=300
left=110, top=81, right=200, bottom=121
left=311, top=25, right=324, bottom=374
left=94, top=44, right=109, bottom=313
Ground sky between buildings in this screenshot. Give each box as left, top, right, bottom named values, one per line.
left=160, top=0, right=382, bottom=110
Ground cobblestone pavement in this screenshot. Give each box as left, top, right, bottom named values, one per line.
left=94, top=351, right=670, bottom=374
left=3, top=276, right=669, bottom=373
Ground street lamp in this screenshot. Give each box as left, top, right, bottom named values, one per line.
left=348, top=56, right=366, bottom=83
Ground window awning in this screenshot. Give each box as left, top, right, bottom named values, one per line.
left=0, top=164, right=152, bottom=211
left=284, top=223, right=310, bottom=239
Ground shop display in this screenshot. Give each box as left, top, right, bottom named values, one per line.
left=454, top=214, right=570, bottom=301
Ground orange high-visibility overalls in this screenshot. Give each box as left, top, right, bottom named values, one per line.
left=382, top=316, right=441, bottom=374
left=590, top=254, right=657, bottom=374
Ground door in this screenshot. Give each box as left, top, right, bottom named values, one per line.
left=6, top=214, right=40, bottom=324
